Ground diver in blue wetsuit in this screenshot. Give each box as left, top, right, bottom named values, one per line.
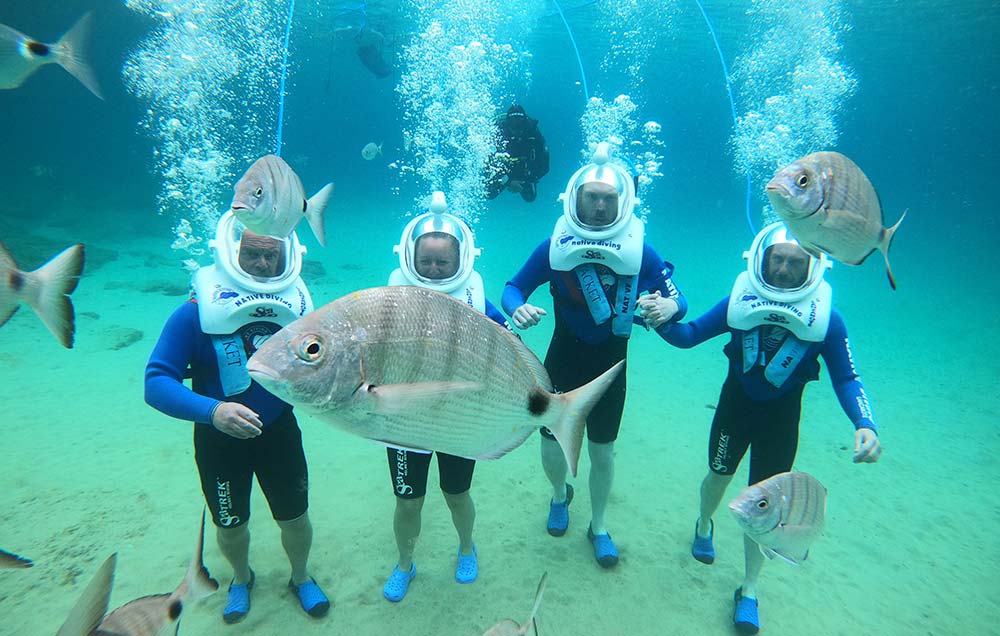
left=144, top=213, right=330, bottom=624
left=645, top=222, right=882, bottom=635
left=502, top=142, right=687, bottom=569
left=381, top=192, right=511, bottom=603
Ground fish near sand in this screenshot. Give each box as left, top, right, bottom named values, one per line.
left=1, top=241, right=85, bottom=348
left=483, top=572, right=548, bottom=636
left=361, top=141, right=382, bottom=160
left=729, top=471, right=827, bottom=565
left=0, top=13, right=103, bottom=99
left=0, top=549, right=32, bottom=569
left=247, top=286, right=624, bottom=477
left=765, top=151, right=906, bottom=289
left=230, top=154, right=334, bottom=247
left=56, top=510, right=218, bottom=636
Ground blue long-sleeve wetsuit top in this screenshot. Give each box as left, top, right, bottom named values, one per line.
left=501, top=238, right=687, bottom=345
left=663, top=297, right=876, bottom=432
left=144, top=301, right=290, bottom=426
left=483, top=299, right=511, bottom=329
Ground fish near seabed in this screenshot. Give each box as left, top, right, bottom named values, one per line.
left=729, top=471, right=827, bottom=566
left=483, top=572, right=548, bottom=636
left=0, top=548, right=32, bottom=569
left=0, top=240, right=85, bottom=348
left=230, top=154, right=334, bottom=247
left=247, top=286, right=624, bottom=477
left=0, top=13, right=103, bottom=99
left=765, top=151, right=906, bottom=289
left=57, top=510, right=218, bottom=636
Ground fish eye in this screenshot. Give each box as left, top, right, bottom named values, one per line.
left=254, top=187, right=263, bottom=198
left=756, top=499, right=769, bottom=510
left=796, top=174, right=809, bottom=188
left=296, top=335, right=323, bottom=362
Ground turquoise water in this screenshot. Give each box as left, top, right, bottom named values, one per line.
left=1, top=1, right=998, bottom=635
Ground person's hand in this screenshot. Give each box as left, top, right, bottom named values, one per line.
left=853, top=428, right=881, bottom=463
left=512, top=303, right=547, bottom=330
left=637, top=290, right=679, bottom=329
left=212, top=402, right=263, bottom=439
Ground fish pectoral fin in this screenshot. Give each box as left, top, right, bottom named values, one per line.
left=361, top=381, right=481, bottom=415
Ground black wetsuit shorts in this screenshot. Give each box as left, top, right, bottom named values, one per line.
left=194, top=408, right=309, bottom=527
left=706, top=373, right=804, bottom=485
left=541, top=315, right=628, bottom=444
left=386, top=447, right=476, bottom=499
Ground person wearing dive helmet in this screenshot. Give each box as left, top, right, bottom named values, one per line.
left=655, top=222, right=881, bottom=635
left=502, top=142, right=687, bottom=568
left=485, top=104, right=550, bottom=203
left=144, top=212, right=330, bottom=624
left=381, top=192, right=511, bottom=603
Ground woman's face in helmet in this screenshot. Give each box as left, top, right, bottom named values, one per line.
left=414, top=233, right=459, bottom=280
left=576, top=181, right=619, bottom=227
left=762, top=242, right=810, bottom=289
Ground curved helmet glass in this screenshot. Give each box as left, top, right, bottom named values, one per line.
left=561, top=141, right=636, bottom=239
left=395, top=195, right=479, bottom=293
left=212, top=211, right=304, bottom=293
left=745, top=222, right=830, bottom=302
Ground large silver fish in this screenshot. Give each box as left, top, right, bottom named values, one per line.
left=483, top=572, right=547, bottom=636
left=0, top=13, right=102, bottom=99
left=230, top=154, right=334, bottom=247
left=56, top=510, right=218, bottom=636
left=766, top=151, right=906, bottom=289
left=247, top=286, right=624, bottom=477
left=729, top=471, right=827, bottom=565
left=0, top=549, right=32, bottom=569
left=1, top=241, right=84, bottom=348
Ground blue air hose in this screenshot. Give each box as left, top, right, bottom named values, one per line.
left=274, top=0, right=296, bottom=156
left=551, top=0, right=590, bottom=101
left=692, top=0, right=755, bottom=235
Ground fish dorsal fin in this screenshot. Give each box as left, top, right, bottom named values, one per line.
left=57, top=553, right=116, bottom=636
left=359, top=381, right=481, bottom=416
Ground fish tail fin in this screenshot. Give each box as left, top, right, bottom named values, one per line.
left=56, top=553, right=116, bottom=636
left=54, top=12, right=103, bottom=100
left=547, top=360, right=625, bottom=477
left=880, top=208, right=907, bottom=290
left=23, top=244, right=85, bottom=348
left=521, top=572, right=548, bottom=632
left=181, top=509, right=220, bottom=603
left=305, top=183, right=334, bottom=247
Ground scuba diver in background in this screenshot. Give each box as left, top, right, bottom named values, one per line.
left=145, top=212, right=330, bottom=624
left=332, top=1, right=393, bottom=79
left=486, top=104, right=550, bottom=203
left=652, top=222, right=882, bottom=635
left=380, top=192, right=511, bottom=603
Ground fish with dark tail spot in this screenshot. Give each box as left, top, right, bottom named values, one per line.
left=1, top=241, right=84, bottom=348
left=0, top=13, right=102, bottom=99
left=766, top=151, right=906, bottom=289
left=729, top=471, right=827, bottom=565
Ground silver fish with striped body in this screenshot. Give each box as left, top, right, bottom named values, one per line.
left=230, top=154, right=334, bottom=247
left=247, top=286, right=624, bottom=477
left=0, top=548, right=32, bottom=569
left=482, top=572, right=548, bottom=636
left=56, top=510, right=218, bottom=636
left=766, top=151, right=906, bottom=289
left=1, top=240, right=84, bottom=348
left=728, top=470, right=827, bottom=565
left=0, top=13, right=102, bottom=99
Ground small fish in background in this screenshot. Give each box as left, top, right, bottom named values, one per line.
left=729, top=471, right=827, bottom=566
left=361, top=141, right=383, bottom=160
left=56, top=510, right=218, bottom=636
left=0, top=241, right=85, bottom=348
left=483, top=572, right=548, bottom=636
left=0, top=13, right=103, bottom=99
left=0, top=549, right=33, bottom=569
left=766, top=151, right=906, bottom=289
left=230, top=154, right=334, bottom=247
left=247, top=286, right=624, bottom=477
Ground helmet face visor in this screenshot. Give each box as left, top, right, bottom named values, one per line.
left=216, top=212, right=302, bottom=291
left=567, top=163, right=632, bottom=233
left=748, top=223, right=827, bottom=301
left=400, top=212, right=477, bottom=290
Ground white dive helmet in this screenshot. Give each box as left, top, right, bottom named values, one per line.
left=393, top=191, right=481, bottom=293
left=745, top=222, right=831, bottom=303
left=559, top=141, right=638, bottom=240
left=210, top=210, right=305, bottom=294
